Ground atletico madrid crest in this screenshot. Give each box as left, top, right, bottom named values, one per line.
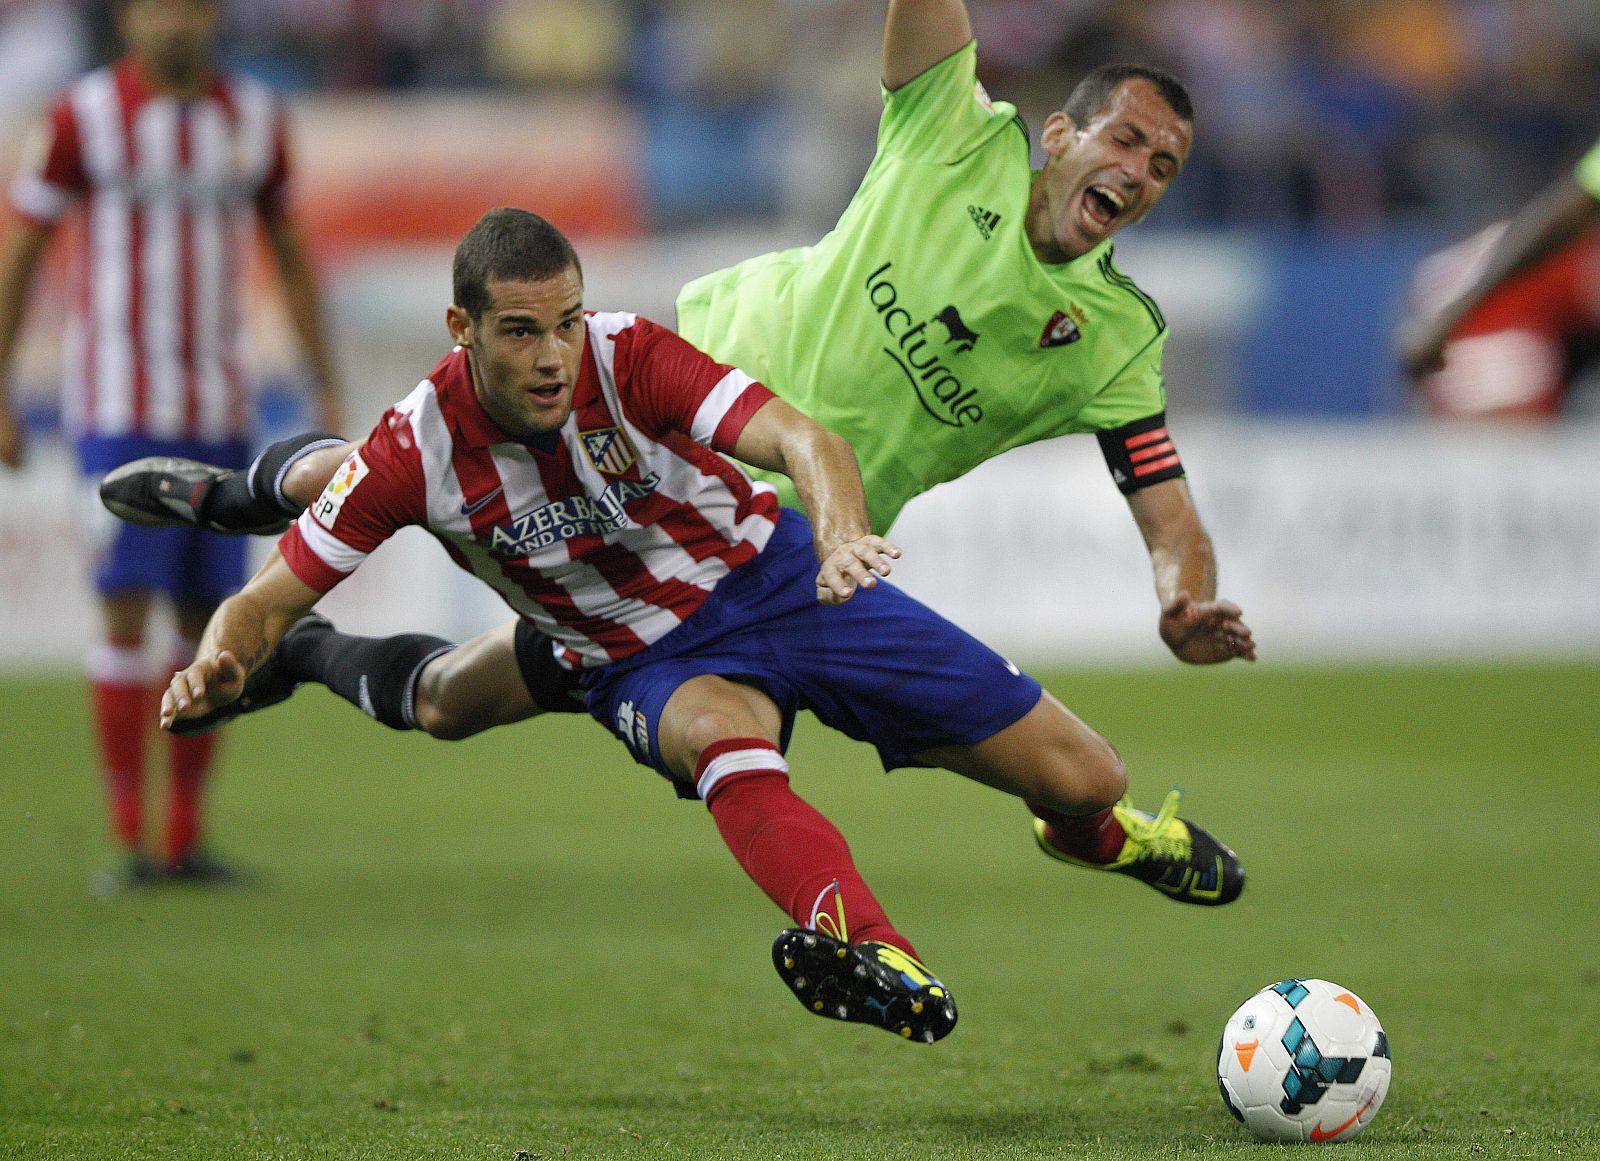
left=580, top=426, right=637, bottom=476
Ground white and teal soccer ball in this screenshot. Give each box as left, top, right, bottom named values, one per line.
left=1217, top=978, right=1392, bottom=1143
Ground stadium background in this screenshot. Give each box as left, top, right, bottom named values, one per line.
left=1, top=0, right=1597, bottom=668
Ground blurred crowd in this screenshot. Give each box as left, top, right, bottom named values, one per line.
left=3, top=0, right=1598, bottom=232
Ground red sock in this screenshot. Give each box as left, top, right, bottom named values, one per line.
left=89, top=643, right=151, bottom=851
left=1030, top=801, right=1127, bottom=864
left=698, top=738, right=917, bottom=959
left=166, top=730, right=217, bottom=865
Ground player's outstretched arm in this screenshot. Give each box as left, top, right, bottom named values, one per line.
left=162, top=549, right=321, bottom=729
left=731, top=396, right=899, bottom=604
left=883, top=0, right=974, bottom=91
left=1127, top=478, right=1255, bottom=664
left=1398, top=174, right=1600, bottom=380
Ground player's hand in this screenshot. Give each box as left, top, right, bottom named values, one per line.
left=0, top=406, right=26, bottom=469
left=160, top=650, right=249, bottom=729
left=1159, top=591, right=1257, bottom=664
left=816, top=535, right=900, bottom=605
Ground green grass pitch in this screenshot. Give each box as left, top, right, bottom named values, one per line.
left=2, top=663, right=1598, bottom=1159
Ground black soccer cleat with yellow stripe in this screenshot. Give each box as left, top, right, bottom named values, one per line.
left=772, top=929, right=957, bottom=1044
left=1034, top=789, right=1244, bottom=906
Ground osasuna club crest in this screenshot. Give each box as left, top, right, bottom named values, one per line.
left=1040, top=310, right=1082, bottom=348
left=580, top=426, right=636, bottom=476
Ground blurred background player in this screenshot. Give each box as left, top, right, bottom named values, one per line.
left=0, top=0, right=341, bottom=891
left=1399, top=135, right=1600, bottom=414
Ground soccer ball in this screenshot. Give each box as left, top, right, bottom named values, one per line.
left=1216, top=978, right=1392, bottom=1143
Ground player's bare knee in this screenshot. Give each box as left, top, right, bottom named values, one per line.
left=1075, top=730, right=1127, bottom=807
left=676, top=709, right=751, bottom=772
left=412, top=700, right=474, bottom=740
left=1040, top=735, right=1126, bottom=815
left=411, top=663, right=482, bottom=740
left=1086, top=746, right=1129, bottom=810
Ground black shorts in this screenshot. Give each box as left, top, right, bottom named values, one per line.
left=512, top=619, right=587, bottom=714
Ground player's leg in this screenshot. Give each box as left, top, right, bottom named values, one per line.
left=916, top=691, right=1244, bottom=906
left=650, top=674, right=957, bottom=1042
left=656, top=673, right=907, bottom=947
left=168, top=615, right=583, bottom=737
left=409, top=618, right=586, bottom=737
left=915, top=687, right=1126, bottom=816
left=165, top=595, right=239, bottom=880
left=81, top=439, right=169, bottom=891
left=99, top=432, right=349, bottom=534
left=293, top=615, right=592, bottom=736
left=773, top=554, right=1244, bottom=908
left=150, top=457, right=258, bottom=882
left=88, top=588, right=163, bottom=891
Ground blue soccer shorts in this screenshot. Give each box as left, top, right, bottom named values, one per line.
left=78, top=434, right=252, bottom=604
left=582, top=509, right=1043, bottom=798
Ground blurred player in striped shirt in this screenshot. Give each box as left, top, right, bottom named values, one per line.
left=1401, top=136, right=1600, bottom=416
left=0, top=0, right=340, bottom=890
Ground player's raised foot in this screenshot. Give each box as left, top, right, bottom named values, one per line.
left=100, top=456, right=291, bottom=535
left=1034, top=789, right=1244, bottom=906
left=90, top=850, right=166, bottom=897
left=772, top=929, right=958, bottom=1044
left=167, top=614, right=327, bottom=736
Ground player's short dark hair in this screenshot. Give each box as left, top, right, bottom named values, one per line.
left=1063, top=64, right=1193, bottom=127
left=453, top=207, right=583, bottom=320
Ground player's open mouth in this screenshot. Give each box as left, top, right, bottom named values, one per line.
left=1082, top=184, right=1125, bottom=229
left=528, top=383, right=564, bottom=400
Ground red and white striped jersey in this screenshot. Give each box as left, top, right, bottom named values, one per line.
left=8, top=58, right=292, bottom=442
left=280, top=312, right=783, bottom=668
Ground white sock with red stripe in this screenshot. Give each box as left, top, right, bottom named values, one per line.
left=698, top=738, right=916, bottom=957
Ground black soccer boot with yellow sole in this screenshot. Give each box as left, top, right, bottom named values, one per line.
left=772, top=929, right=958, bottom=1043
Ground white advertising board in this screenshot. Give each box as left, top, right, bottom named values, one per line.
left=888, top=420, right=1600, bottom=665
left=1, top=422, right=1596, bottom=672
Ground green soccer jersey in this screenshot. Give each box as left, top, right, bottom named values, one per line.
left=676, top=40, right=1170, bottom=532
left=1576, top=137, right=1600, bottom=201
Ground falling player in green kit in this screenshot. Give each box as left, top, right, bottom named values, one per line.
left=677, top=30, right=1189, bottom=541
left=101, top=0, right=1254, bottom=904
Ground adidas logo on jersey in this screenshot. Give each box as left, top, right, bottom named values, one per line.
left=967, top=205, right=1001, bottom=240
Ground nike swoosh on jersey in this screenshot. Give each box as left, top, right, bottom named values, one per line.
left=460, top=485, right=505, bottom=516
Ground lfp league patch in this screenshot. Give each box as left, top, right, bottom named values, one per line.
left=311, top=449, right=369, bottom=529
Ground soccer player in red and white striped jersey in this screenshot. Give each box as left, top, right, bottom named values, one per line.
left=282, top=312, right=782, bottom=670
left=156, top=210, right=1244, bottom=1041
left=0, top=0, right=340, bottom=889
